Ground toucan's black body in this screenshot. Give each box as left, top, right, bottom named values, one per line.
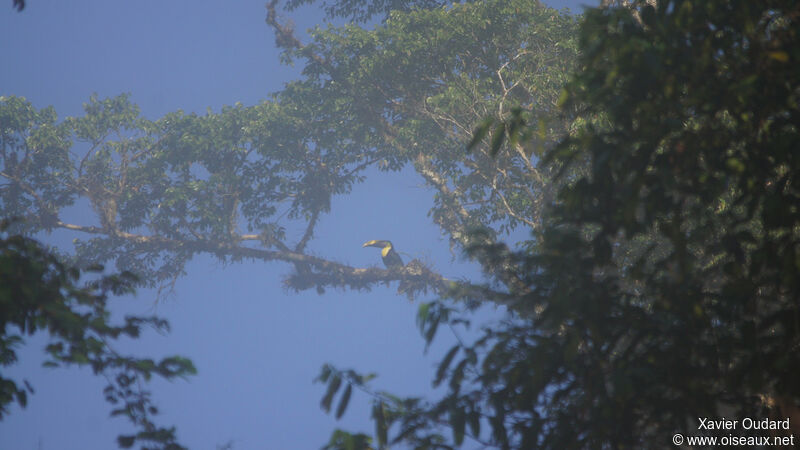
left=362, top=240, right=404, bottom=269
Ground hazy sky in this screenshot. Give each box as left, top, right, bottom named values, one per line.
left=1, top=1, right=587, bottom=448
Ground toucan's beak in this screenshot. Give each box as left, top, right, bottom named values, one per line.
left=362, top=239, right=403, bottom=268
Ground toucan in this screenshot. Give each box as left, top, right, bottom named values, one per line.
left=362, top=240, right=404, bottom=269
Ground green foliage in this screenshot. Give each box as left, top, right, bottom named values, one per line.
left=8, top=0, right=797, bottom=446
left=523, top=1, right=800, bottom=443
left=0, top=219, right=195, bottom=449
left=323, top=429, right=374, bottom=450
left=285, top=0, right=447, bottom=23
left=1, top=0, right=578, bottom=294
left=25, top=0, right=777, bottom=447
left=350, top=0, right=799, bottom=448
left=313, top=0, right=800, bottom=448
left=3, top=0, right=580, bottom=446
left=316, top=363, right=377, bottom=418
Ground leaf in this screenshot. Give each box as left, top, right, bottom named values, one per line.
left=14, top=389, right=27, bottom=407
left=424, top=315, right=440, bottom=345
left=434, top=345, right=460, bottom=387
left=416, top=302, right=431, bottom=333
left=335, top=383, right=352, bottom=419
left=556, top=87, right=569, bottom=107
left=467, top=118, right=494, bottom=151
left=468, top=410, right=481, bottom=437
left=373, top=401, right=388, bottom=446
left=117, top=435, right=136, bottom=448
left=450, top=407, right=466, bottom=445
left=489, top=122, right=506, bottom=156
left=316, top=364, right=333, bottom=383
left=768, top=51, right=789, bottom=62
left=449, top=359, right=469, bottom=391
left=321, top=374, right=342, bottom=412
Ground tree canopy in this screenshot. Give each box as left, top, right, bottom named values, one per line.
left=0, top=0, right=578, bottom=303
left=2, top=0, right=798, bottom=448
left=2, top=0, right=578, bottom=446
left=532, top=0, right=800, bottom=444
left=312, top=0, right=800, bottom=447
left=330, top=0, right=798, bottom=447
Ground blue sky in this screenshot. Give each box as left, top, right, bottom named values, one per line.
left=1, top=1, right=587, bottom=448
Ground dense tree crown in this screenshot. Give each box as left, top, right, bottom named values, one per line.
left=530, top=1, right=799, bottom=445
left=2, top=0, right=798, bottom=448
left=1, top=0, right=577, bottom=300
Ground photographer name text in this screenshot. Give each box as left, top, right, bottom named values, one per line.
left=698, top=417, right=791, bottom=431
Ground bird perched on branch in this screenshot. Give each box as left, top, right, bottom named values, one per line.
left=362, top=240, right=404, bottom=269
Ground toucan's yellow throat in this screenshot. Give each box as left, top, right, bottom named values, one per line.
left=362, top=239, right=404, bottom=269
